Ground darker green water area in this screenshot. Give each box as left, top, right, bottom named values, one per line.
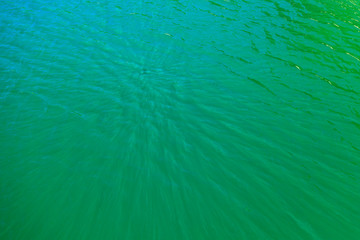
left=1, top=0, right=360, bottom=239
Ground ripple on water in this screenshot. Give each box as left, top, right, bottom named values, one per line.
left=0, top=0, right=360, bottom=239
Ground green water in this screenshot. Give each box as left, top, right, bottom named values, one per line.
left=1, top=0, right=360, bottom=239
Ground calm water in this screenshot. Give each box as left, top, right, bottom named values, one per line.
left=1, top=0, right=360, bottom=239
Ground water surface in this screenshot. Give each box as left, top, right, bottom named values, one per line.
left=1, top=0, right=360, bottom=239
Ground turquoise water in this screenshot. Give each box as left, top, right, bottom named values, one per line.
left=1, top=0, right=360, bottom=239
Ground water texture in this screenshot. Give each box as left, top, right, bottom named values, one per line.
left=1, top=0, right=360, bottom=239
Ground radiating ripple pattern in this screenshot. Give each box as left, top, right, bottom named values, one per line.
left=0, top=0, right=360, bottom=239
